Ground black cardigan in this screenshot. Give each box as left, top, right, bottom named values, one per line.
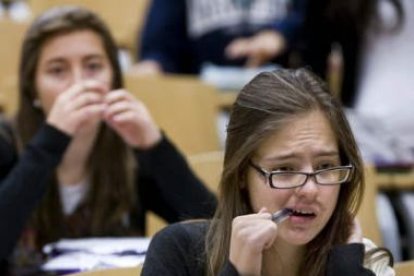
left=0, top=123, right=217, bottom=264
left=142, top=221, right=376, bottom=275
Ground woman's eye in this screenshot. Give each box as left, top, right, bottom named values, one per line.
left=273, top=166, right=295, bottom=172
left=317, top=162, right=337, bottom=170
left=47, top=67, right=65, bottom=76
left=86, top=62, right=103, bottom=72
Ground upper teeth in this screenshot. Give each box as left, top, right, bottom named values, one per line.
left=295, top=209, right=313, bottom=215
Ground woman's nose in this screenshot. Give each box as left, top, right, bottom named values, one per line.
left=295, top=175, right=319, bottom=200
left=72, top=68, right=88, bottom=84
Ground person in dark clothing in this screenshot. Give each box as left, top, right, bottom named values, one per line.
left=301, top=0, right=404, bottom=107
left=133, top=0, right=307, bottom=75
left=0, top=6, right=216, bottom=273
left=142, top=68, right=394, bottom=275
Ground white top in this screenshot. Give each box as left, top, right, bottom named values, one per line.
left=363, top=238, right=395, bottom=276
left=59, top=181, right=88, bottom=216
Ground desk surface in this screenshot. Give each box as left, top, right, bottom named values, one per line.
left=67, top=265, right=142, bottom=276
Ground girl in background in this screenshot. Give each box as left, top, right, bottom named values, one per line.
left=0, top=6, right=216, bottom=273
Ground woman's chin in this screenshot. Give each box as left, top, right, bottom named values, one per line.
left=280, top=228, right=318, bottom=246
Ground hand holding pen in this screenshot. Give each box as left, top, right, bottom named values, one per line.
left=228, top=207, right=292, bottom=275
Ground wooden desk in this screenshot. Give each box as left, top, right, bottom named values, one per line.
left=67, top=265, right=142, bottom=276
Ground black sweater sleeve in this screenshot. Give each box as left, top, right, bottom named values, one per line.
left=136, top=135, right=217, bottom=223
left=142, top=223, right=199, bottom=275
left=0, top=124, right=70, bottom=260
left=326, top=243, right=375, bottom=275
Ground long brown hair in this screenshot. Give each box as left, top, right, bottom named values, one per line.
left=205, top=68, right=365, bottom=275
left=16, top=6, right=136, bottom=247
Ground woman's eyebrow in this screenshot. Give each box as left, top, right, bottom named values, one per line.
left=44, top=57, right=66, bottom=65
left=261, top=150, right=339, bottom=162
left=261, top=153, right=297, bottom=162
left=316, top=151, right=340, bottom=157
left=83, top=54, right=105, bottom=61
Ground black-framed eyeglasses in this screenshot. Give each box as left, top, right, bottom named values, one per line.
left=249, top=162, right=353, bottom=189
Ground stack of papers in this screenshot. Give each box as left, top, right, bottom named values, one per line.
left=42, top=237, right=151, bottom=273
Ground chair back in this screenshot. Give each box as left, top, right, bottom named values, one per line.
left=0, top=20, right=28, bottom=83
left=29, top=0, right=149, bottom=50
left=0, top=76, right=19, bottom=117
left=125, top=74, right=220, bottom=155
left=146, top=151, right=224, bottom=237
left=358, top=165, right=383, bottom=246
left=394, top=260, right=414, bottom=276
left=188, top=150, right=223, bottom=194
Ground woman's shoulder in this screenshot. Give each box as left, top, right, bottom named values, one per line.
left=148, top=220, right=209, bottom=254
left=153, top=219, right=210, bottom=243
left=145, top=220, right=209, bottom=262
left=143, top=220, right=210, bottom=274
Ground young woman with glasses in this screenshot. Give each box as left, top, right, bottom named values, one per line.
left=142, top=68, right=394, bottom=275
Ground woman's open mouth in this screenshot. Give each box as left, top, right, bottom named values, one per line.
left=289, top=208, right=317, bottom=223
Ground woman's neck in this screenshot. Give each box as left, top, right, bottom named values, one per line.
left=262, top=239, right=305, bottom=276
left=57, top=125, right=100, bottom=185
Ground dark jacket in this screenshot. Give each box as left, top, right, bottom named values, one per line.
left=142, top=221, right=377, bottom=275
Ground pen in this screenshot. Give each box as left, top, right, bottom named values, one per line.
left=271, top=208, right=293, bottom=224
